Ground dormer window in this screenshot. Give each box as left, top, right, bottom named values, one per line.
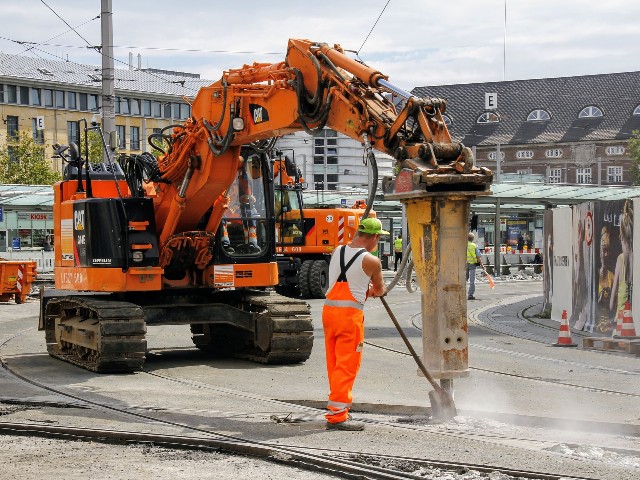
left=477, top=112, right=500, bottom=124
left=578, top=106, right=603, bottom=118
left=633, top=104, right=640, bottom=116
left=527, top=109, right=550, bottom=121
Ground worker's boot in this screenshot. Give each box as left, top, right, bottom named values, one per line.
left=326, top=419, right=365, bottom=431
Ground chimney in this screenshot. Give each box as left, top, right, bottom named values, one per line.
left=137, top=53, right=142, bottom=70
left=129, top=52, right=133, bottom=70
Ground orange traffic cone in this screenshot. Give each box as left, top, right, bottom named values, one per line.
left=553, top=310, right=577, bottom=347
left=615, top=301, right=638, bottom=338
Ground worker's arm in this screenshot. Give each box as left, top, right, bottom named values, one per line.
left=363, top=254, right=386, bottom=298
left=476, top=246, right=483, bottom=267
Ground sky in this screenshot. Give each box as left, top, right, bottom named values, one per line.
left=1, top=0, right=640, bottom=92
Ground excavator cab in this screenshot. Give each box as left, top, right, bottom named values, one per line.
left=217, top=152, right=274, bottom=260
left=275, top=187, right=305, bottom=246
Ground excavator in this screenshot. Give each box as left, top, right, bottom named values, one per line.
left=271, top=152, right=373, bottom=299
left=39, top=38, right=492, bottom=374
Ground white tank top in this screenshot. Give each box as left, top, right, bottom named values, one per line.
left=327, top=245, right=371, bottom=304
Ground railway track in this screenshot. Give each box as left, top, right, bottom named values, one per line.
left=1, top=348, right=637, bottom=480
left=1, top=299, right=638, bottom=479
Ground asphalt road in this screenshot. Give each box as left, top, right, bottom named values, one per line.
left=1, top=279, right=639, bottom=479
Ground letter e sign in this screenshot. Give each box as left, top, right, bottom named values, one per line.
left=485, top=93, right=497, bottom=110
left=36, top=116, right=45, bottom=130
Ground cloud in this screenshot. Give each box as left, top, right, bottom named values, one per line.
left=2, top=0, right=640, bottom=89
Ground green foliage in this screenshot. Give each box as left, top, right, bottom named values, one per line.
left=0, top=132, right=61, bottom=185
left=86, top=130, right=105, bottom=164
left=629, top=130, right=640, bottom=186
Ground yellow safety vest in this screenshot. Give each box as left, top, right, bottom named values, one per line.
left=394, top=238, right=403, bottom=253
left=467, top=241, right=478, bottom=265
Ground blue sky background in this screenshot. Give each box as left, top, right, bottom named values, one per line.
left=1, top=1, right=639, bottom=90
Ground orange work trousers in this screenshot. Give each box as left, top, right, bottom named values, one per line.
left=322, top=282, right=365, bottom=424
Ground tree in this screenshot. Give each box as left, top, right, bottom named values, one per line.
left=0, top=132, right=61, bottom=185
left=629, top=130, right=640, bottom=186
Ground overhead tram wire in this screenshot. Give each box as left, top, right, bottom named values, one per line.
left=16, top=15, right=101, bottom=57
left=39, top=0, right=95, bottom=50
left=357, top=0, right=392, bottom=55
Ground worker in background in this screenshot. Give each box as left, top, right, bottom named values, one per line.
left=467, top=232, right=483, bottom=300
left=322, top=217, right=387, bottom=431
left=393, top=234, right=403, bottom=271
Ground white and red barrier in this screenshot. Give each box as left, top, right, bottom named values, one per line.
left=482, top=246, right=540, bottom=255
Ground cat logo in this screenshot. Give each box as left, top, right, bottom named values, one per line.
left=74, top=210, right=85, bottom=231
left=249, top=104, right=269, bottom=125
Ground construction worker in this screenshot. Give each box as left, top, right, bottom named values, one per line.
left=467, top=232, right=483, bottom=300
left=393, top=234, right=403, bottom=271
left=322, top=217, right=388, bottom=431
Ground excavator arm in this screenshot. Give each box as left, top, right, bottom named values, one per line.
left=152, top=38, right=491, bottom=249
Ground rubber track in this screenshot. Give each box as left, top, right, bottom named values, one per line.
left=44, top=297, right=146, bottom=373
left=237, top=291, right=314, bottom=364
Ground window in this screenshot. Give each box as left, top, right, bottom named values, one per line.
left=7, top=85, right=17, bottom=103
left=607, top=166, right=623, bottom=183
left=88, top=94, right=98, bottom=111
left=545, top=149, right=563, bottom=158
left=516, top=150, right=534, bottom=159
left=327, top=156, right=338, bottom=164
left=516, top=168, right=532, bottom=175
left=315, top=138, right=324, bottom=146
left=634, top=105, right=640, bottom=116
left=477, top=112, right=499, bottom=123
left=116, top=125, right=126, bottom=149
left=55, top=90, right=65, bottom=108
left=578, top=106, right=603, bottom=118
left=142, top=100, right=151, bottom=117
left=67, top=121, right=80, bottom=145
left=68, top=92, right=77, bottom=110
left=119, top=97, right=130, bottom=115
left=152, top=101, right=161, bottom=117
left=79, top=93, right=88, bottom=110
left=31, top=118, right=44, bottom=144
left=180, top=104, right=190, bottom=119
left=313, top=173, right=324, bottom=190
left=0, top=83, right=4, bottom=102
left=327, top=147, right=337, bottom=155
left=172, top=103, right=180, bottom=119
left=19, top=86, right=29, bottom=105
left=130, top=99, right=140, bottom=116
left=314, top=147, right=324, bottom=155
left=313, top=156, right=324, bottom=164
left=527, top=109, right=550, bottom=121
left=31, top=88, right=41, bottom=106
left=577, top=167, right=592, bottom=184
left=163, top=103, right=171, bottom=119
left=130, top=126, right=140, bottom=150
left=606, top=146, right=625, bottom=156
left=327, top=174, right=338, bottom=183
left=6, top=115, right=18, bottom=138
left=548, top=168, right=562, bottom=184
left=327, top=138, right=337, bottom=146
left=442, top=114, right=452, bottom=127
left=487, top=151, right=505, bottom=160
left=43, top=89, right=53, bottom=107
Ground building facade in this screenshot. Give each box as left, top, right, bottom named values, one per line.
left=0, top=52, right=211, bottom=171
left=413, top=72, right=640, bottom=187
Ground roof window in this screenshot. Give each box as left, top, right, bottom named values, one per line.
left=442, top=114, right=452, bottom=127
left=578, top=106, right=603, bottom=118
left=477, top=112, right=499, bottom=124
left=633, top=104, right=640, bottom=116
left=527, top=109, right=550, bottom=121
left=37, top=68, right=53, bottom=76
